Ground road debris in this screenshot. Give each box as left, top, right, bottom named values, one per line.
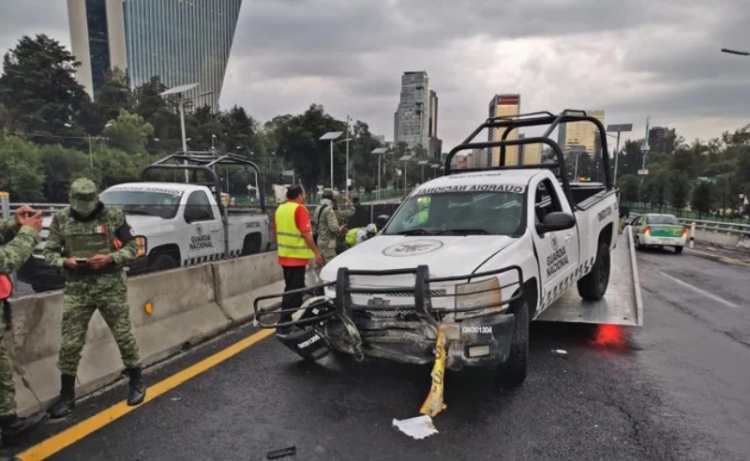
left=267, top=446, right=296, bottom=459
left=392, top=415, right=439, bottom=440
left=419, top=326, right=449, bottom=417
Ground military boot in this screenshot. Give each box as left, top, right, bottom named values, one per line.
left=127, top=367, right=146, bottom=406
left=48, top=375, right=76, bottom=419
left=0, top=411, right=47, bottom=441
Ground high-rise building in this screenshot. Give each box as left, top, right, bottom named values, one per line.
left=488, top=94, right=521, bottom=166
left=648, top=126, right=675, bottom=154
left=68, top=0, right=243, bottom=110
left=557, top=110, right=605, bottom=154
left=519, top=134, right=543, bottom=165
left=67, top=0, right=127, bottom=101
left=394, top=71, right=437, bottom=150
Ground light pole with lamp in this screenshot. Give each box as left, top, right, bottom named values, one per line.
left=606, top=123, right=633, bottom=184
left=161, top=82, right=200, bottom=183
left=320, top=131, right=344, bottom=190
left=418, top=160, right=429, bottom=182
left=399, top=154, right=412, bottom=193
left=371, top=147, right=389, bottom=201
left=64, top=122, right=111, bottom=170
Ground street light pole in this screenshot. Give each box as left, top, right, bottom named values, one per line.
left=345, top=115, right=350, bottom=194
left=88, top=135, right=93, bottom=170
left=330, top=139, right=334, bottom=189
left=320, top=131, right=344, bottom=191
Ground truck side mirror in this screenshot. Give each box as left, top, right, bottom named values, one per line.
left=536, top=212, right=575, bottom=236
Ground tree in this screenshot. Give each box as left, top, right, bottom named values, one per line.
left=0, top=34, right=89, bottom=141
left=691, top=181, right=715, bottom=216
left=0, top=136, right=46, bottom=200
left=618, top=175, right=640, bottom=203
left=102, top=109, right=154, bottom=154
left=94, top=68, right=134, bottom=131
left=39, top=143, right=89, bottom=202
left=668, top=170, right=690, bottom=211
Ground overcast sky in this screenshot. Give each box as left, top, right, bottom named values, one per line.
left=2, top=0, right=749, bottom=150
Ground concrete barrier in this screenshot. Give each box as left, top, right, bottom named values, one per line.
left=213, top=252, right=286, bottom=322
left=694, top=229, right=750, bottom=250
left=9, top=251, right=290, bottom=416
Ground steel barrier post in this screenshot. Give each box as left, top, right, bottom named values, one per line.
left=689, top=221, right=696, bottom=249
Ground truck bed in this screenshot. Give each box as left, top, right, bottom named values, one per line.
left=536, top=226, right=643, bottom=326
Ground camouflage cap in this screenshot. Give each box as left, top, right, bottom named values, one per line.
left=321, top=188, right=335, bottom=200
left=69, top=178, right=99, bottom=215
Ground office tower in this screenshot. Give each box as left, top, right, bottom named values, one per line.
left=394, top=71, right=430, bottom=153
left=557, top=110, right=606, bottom=154
left=68, top=0, right=243, bottom=110
left=488, top=94, right=521, bottom=166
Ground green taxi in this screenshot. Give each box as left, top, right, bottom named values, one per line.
left=631, top=213, right=687, bottom=254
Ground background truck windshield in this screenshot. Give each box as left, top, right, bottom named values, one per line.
left=383, top=191, right=524, bottom=236
left=100, top=190, right=183, bottom=219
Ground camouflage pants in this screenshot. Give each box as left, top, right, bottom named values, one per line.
left=0, top=316, right=15, bottom=417
left=314, top=247, right=338, bottom=280
left=58, top=275, right=140, bottom=376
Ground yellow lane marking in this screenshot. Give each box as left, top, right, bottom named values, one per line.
left=685, top=248, right=750, bottom=266
left=16, top=328, right=276, bottom=461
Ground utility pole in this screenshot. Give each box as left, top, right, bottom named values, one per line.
left=345, top=115, right=350, bottom=195
left=640, top=116, right=651, bottom=185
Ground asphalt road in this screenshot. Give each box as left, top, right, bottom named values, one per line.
left=4, top=247, right=749, bottom=461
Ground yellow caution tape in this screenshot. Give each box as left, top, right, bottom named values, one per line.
left=419, top=327, right=448, bottom=418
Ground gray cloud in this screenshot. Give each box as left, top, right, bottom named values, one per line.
left=1, top=0, right=749, bottom=149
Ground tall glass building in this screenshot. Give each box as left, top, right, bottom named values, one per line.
left=68, top=0, right=243, bottom=110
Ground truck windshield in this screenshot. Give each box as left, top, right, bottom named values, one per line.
left=100, top=190, right=183, bottom=219
left=382, top=192, right=524, bottom=236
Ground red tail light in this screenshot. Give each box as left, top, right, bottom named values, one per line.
left=682, top=228, right=688, bottom=238
left=644, top=227, right=651, bottom=236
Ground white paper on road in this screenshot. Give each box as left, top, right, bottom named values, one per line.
left=392, top=415, right=438, bottom=439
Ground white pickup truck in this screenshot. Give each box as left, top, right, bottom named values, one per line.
left=19, top=152, right=270, bottom=291
left=254, top=111, right=641, bottom=388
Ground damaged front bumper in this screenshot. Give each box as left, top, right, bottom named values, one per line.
left=253, top=264, right=523, bottom=369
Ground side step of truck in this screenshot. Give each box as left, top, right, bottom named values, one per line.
left=536, top=226, right=643, bottom=327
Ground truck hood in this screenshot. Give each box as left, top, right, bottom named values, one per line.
left=124, top=214, right=181, bottom=236
left=320, top=235, right=517, bottom=283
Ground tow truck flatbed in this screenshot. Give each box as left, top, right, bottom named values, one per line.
left=537, top=226, right=643, bottom=326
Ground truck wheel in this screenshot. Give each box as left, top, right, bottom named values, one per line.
left=149, top=254, right=179, bottom=273
left=577, top=241, right=611, bottom=301
left=496, top=298, right=529, bottom=388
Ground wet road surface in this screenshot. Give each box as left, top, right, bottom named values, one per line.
left=5, top=247, right=749, bottom=461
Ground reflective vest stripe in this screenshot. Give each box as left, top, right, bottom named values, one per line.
left=275, top=202, right=314, bottom=260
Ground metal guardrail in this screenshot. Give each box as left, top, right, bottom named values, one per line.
left=629, top=213, right=750, bottom=238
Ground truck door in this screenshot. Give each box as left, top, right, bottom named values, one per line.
left=530, top=178, right=580, bottom=312
left=184, top=190, right=223, bottom=264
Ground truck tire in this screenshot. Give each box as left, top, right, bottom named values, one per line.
left=496, top=298, right=529, bottom=388
left=577, top=241, right=610, bottom=301
left=148, top=253, right=179, bottom=273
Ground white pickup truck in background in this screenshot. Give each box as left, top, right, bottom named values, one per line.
left=18, top=151, right=270, bottom=292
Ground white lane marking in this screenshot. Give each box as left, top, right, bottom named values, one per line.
left=656, top=270, right=739, bottom=309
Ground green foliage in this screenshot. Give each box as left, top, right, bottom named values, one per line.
left=691, top=181, right=715, bottom=215
left=0, top=35, right=88, bottom=142
left=618, top=175, right=640, bottom=203
left=102, top=109, right=154, bottom=154
left=95, top=68, right=134, bottom=129
left=0, top=136, right=45, bottom=201
left=668, top=170, right=690, bottom=210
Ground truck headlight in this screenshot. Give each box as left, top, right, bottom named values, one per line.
left=455, top=278, right=503, bottom=318
left=135, top=236, right=147, bottom=257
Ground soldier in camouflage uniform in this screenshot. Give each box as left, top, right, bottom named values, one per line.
left=312, top=189, right=349, bottom=277
left=43, top=178, right=146, bottom=419
left=0, top=204, right=48, bottom=441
